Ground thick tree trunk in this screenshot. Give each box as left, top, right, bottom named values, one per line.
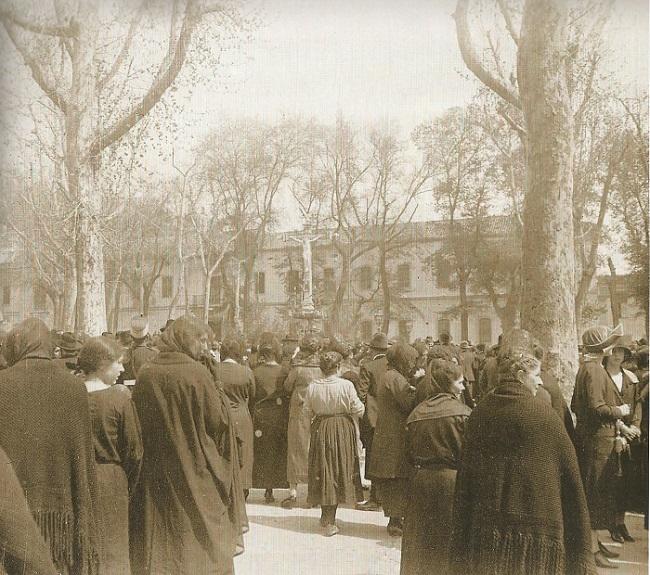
left=518, top=0, right=577, bottom=402
left=330, top=253, right=350, bottom=336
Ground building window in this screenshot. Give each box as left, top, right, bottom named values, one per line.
left=256, top=271, right=266, bottom=294
left=323, top=267, right=335, bottom=296
left=435, top=254, right=453, bottom=288
left=33, top=285, right=46, bottom=310
left=358, top=266, right=372, bottom=290
left=161, top=275, right=173, bottom=299
left=2, top=286, right=10, bottom=306
left=437, top=318, right=450, bottom=339
left=479, top=318, right=492, bottom=345
left=360, top=320, right=373, bottom=342
left=287, top=269, right=301, bottom=295
left=396, top=263, right=411, bottom=290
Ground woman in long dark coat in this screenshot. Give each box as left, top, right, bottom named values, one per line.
left=571, top=326, right=634, bottom=567
left=304, top=352, right=365, bottom=536
left=369, top=343, right=417, bottom=536
left=401, top=360, right=471, bottom=575
left=212, top=339, right=256, bottom=499
left=601, top=338, right=641, bottom=543
left=450, top=344, right=595, bottom=575
left=130, top=316, right=236, bottom=575
left=78, top=337, right=143, bottom=575
left=0, top=318, right=100, bottom=575
left=252, top=340, right=289, bottom=502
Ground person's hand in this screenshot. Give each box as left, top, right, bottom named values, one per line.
left=413, top=368, right=425, bottom=379
left=625, top=425, right=642, bottom=440
left=618, top=403, right=631, bottom=417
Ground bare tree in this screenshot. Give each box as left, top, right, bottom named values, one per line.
left=1, top=0, right=249, bottom=334
left=455, top=0, right=585, bottom=399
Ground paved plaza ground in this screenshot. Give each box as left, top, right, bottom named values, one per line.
left=234, top=487, right=648, bottom=575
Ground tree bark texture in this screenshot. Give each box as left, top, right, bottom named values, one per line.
left=518, top=0, right=577, bottom=401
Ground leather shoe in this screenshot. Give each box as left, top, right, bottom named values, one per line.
left=280, top=495, right=297, bottom=509
left=618, top=524, right=635, bottom=542
left=598, top=541, right=620, bottom=558
left=609, top=527, right=625, bottom=544
left=594, top=551, right=618, bottom=569
left=324, top=524, right=339, bottom=537
left=355, top=499, right=381, bottom=512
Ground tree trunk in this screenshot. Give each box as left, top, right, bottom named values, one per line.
left=379, top=244, right=391, bottom=334
left=518, top=0, right=577, bottom=402
left=459, top=274, right=469, bottom=341
left=331, top=253, right=350, bottom=336
left=203, top=271, right=212, bottom=324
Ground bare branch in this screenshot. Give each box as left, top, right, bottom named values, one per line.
left=2, top=21, right=69, bottom=113
left=84, top=0, right=204, bottom=161
left=453, top=0, right=521, bottom=110
left=0, top=8, right=77, bottom=37
left=496, top=0, right=520, bottom=46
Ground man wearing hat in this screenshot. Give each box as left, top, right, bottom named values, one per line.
left=122, top=315, right=157, bottom=383
left=53, top=332, right=83, bottom=373
left=571, top=324, right=632, bottom=568
left=459, top=341, right=476, bottom=404
left=355, top=332, right=390, bottom=511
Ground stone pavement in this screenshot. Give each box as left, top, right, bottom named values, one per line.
left=234, top=488, right=648, bottom=575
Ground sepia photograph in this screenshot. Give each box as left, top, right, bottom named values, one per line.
left=0, top=0, right=648, bottom=574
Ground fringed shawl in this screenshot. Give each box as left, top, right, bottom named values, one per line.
left=449, top=383, right=596, bottom=575
left=0, top=357, right=100, bottom=575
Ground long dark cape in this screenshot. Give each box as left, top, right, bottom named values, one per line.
left=449, top=383, right=596, bottom=575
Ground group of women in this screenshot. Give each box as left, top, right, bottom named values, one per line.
left=0, top=316, right=247, bottom=575
left=0, top=314, right=647, bottom=575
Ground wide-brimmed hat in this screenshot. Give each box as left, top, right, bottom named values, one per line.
left=581, top=324, right=623, bottom=353
left=59, top=332, right=83, bottom=354
left=130, top=315, right=149, bottom=339
left=459, top=340, right=470, bottom=350
left=367, top=332, right=390, bottom=350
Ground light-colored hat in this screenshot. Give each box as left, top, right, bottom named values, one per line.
left=581, top=324, right=623, bottom=353
left=130, top=315, right=149, bottom=339
left=460, top=341, right=470, bottom=350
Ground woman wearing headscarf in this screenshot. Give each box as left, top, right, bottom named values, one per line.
left=400, top=360, right=471, bottom=575
left=78, top=337, right=143, bottom=575
left=130, top=316, right=237, bottom=575
left=369, top=342, right=418, bottom=536
left=211, top=338, right=256, bottom=500
left=282, top=334, right=322, bottom=508
left=450, top=331, right=595, bottom=575
left=0, top=318, right=100, bottom=575
left=303, top=351, right=365, bottom=536
left=251, top=337, right=289, bottom=503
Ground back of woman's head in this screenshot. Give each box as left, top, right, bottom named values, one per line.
left=78, top=337, right=123, bottom=375
left=221, top=338, right=242, bottom=361
left=3, top=317, right=53, bottom=366
left=498, top=354, right=541, bottom=385
left=386, top=343, right=418, bottom=377
left=430, top=360, right=463, bottom=394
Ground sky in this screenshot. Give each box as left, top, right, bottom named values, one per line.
left=0, top=0, right=647, bottom=241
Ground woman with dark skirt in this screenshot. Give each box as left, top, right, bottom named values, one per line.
left=78, top=337, right=143, bottom=575
left=130, top=316, right=237, bottom=575
left=252, top=339, right=289, bottom=502
left=212, top=338, right=256, bottom=500
left=369, top=343, right=418, bottom=536
left=304, top=351, right=365, bottom=536
left=400, top=360, right=471, bottom=575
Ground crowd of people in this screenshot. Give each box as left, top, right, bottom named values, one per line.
left=0, top=314, right=647, bottom=575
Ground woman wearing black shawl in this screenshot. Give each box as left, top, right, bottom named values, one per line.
left=449, top=331, right=595, bottom=575
left=400, top=360, right=471, bottom=575
left=130, top=316, right=239, bottom=575
left=0, top=318, right=100, bottom=575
